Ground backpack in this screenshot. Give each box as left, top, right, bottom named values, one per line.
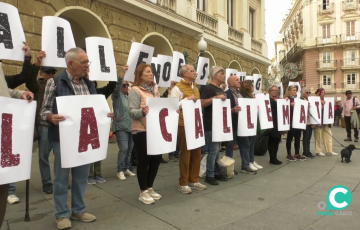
left=352, top=97, right=360, bottom=114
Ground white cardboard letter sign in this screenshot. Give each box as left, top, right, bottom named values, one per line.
left=237, top=98, right=258, bottom=136
left=212, top=99, right=233, bottom=142
left=237, top=72, right=246, bottom=82
left=323, top=97, right=335, bottom=124
left=276, top=99, right=290, bottom=131
left=182, top=100, right=205, bottom=150
left=292, top=99, right=308, bottom=130
left=308, top=96, right=322, bottom=125
left=146, top=98, right=179, bottom=155
left=256, top=93, right=273, bottom=129
left=0, top=2, right=26, bottom=62
left=195, top=57, right=210, bottom=85
left=156, top=55, right=173, bottom=87
left=253, top=74, right=262, bottom=95
left=56, top=95, right=111, bottom=168
left=86, top=37, right=117, bottom=81
left=42, top=16, right=76, bottom=68
left=0, top=97, right=36, bottom=185
left=124, top=42, right=154, bottom=82
left=171, top=51, right=185, bottom=82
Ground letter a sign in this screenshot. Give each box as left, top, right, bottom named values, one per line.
left=146, top=98, right=179, bottom=155
left=0, top=97, right=36, bottom=185
left=56, top=95, right=111, bottom=168
left=42, top=16, right=76, bottom=68
left=212, top=99, right=233, bottom=141
left=182, top=100, right=205, bottom=150
left=86, top=37, right=117, bottom=81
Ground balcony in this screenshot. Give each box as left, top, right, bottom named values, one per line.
left=341, top=58, right=360, bottom=71
left=318, top=3, right=334, bottom=15
left=251, top=38, right=262, bottom=55
left=342, top=1, right=358, bottom=11
left=316, top=35, right=338, bottom=46
left=196, top=9, right=218, bottom=36
left=340, top=32, right=360, bottom=43
left=343, top=82, right=359, bottom=90
left=156, top=0, right=176, bottom=12
left=228, top=26, right=243, bottom=47
left=316, top=60, right=337, bottom=72
left=319, top=83, right=336, bottom=92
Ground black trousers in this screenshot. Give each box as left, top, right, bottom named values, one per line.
left=268, top=136, right=281, bottom=160
left=132, top=132, right=162, bottom=191
left=0, top=184, right=9, bottom=229
left=345, top=116, right=358, bottom=139
left=286, top=128, right=302, bottom=155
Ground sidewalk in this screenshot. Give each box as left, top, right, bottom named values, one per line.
left=2, top=126, right=360, bottom=230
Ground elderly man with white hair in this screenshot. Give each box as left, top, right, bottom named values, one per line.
left=41, top=48, right=113, bottom=230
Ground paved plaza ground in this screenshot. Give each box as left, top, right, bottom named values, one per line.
left=1, top=126, right=360, bottom=230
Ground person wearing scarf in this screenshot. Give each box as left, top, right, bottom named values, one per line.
left=313, top=88, right=338, bottom=156
left=285, top=86, right=307, bottom=162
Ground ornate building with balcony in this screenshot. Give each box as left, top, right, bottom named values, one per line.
left=3, top=0, right=270, bottom=97
left=276, top=0, right=360, bottom=100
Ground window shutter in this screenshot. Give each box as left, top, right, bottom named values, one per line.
left=347, top=22, right=350, bottom=36
left=351, top=22, right=355, bottom=36
left=323, top=25, right=326, bottom=38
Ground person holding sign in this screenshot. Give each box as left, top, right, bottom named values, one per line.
left=285, top=86, right=306, bottom=162
left=267, top=85, right=283, bottom=165
left=300, top=88, right=315, bottom=159
left=313, top=89, right=338, bottom=157
left=170, top=64, right=207, bottom=194
left=342, top=90, right=360, bottom=142
left=0, top=61, right=34, bottom=229
left=112, top=65, right=136, bottom=181
left=128, top=63, right=162, bottom=205
left=40, top=48, right=113, bottom=229
left=201, top=67, right=229, bottom=185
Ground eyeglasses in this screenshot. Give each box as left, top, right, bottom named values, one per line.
left=122, top=84, right=129, bottom=88
left=74, top=60, right=91, bottom=66
left=45, top=70, right=56, bottom=75
left=306, top=92, right=311, bottom=94
left=271, top=90, right=278, bottom=92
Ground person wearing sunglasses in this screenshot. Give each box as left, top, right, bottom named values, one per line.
left=301, top=87, right=315, bottom=159
left=112, top=65, right=136, bottom=182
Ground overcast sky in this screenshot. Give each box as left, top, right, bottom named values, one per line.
left=265, top=0, right=293, bottom=59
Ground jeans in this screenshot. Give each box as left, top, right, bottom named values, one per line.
left=89, top=161, right=101, bottom=177
left=334, top=115, right=340, bottom=126
left=302, top=125, right=313, bottom=154
left=201, top=141, right=209, bottom=154
left=52, top=142, right=90, bottom=218
left=204, top=131, right=220, bottom=177
left=37, top=125, right=53, bottom=185
left=237, top=136, right=255, bottom=169
left=345, top=116, right=358, bottom=139
left=116, top=130, right=134, bottom=173
left=8, top=183, right=16, bottom=195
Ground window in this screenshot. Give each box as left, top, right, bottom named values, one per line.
left=323, top=52, right=331, bottom=67
left=346, top=50, right=356, bottom=66
left=323, top=0, right=330, bottom=10
left=345, top=0, right=355, bottom=7
left=346, top=21, right=355, bottom=40
left=346, top=73, right=356, bottom=89
left=227, top=0, right=234, bottom=27
left=249, top=9, right=255, bottom=38
left=322, top=24, right=331, bottom=43
left=197, top=0, right=205, bottom=11
left=322, top=75, right=331, bottom=89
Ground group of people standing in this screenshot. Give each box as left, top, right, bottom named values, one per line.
left=1, top=43, right=348, bottom=230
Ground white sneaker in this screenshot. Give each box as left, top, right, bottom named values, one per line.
left=178, top=185, right=192, bottom=194
left=138, top=190, right=155, bottom=204
left=326, top=152, right=338, bottom=156
left=316, top=152, right=326, bottom=157
left=252, top=161, right=263, bottom=169
left=124, top=169, right=136, bottom=176
left=117, top=171, right=126, bottom=180
left=147, top=188, right=162, bottom=200
left=249, top=163, right=258, bottom=171
left=7, top=195, right=19, bottom=204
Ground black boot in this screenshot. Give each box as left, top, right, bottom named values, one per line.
left=270, top=151, right=282, bottom=165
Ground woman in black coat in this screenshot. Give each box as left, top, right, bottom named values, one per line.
left=267, top=85, right=283, bottom=165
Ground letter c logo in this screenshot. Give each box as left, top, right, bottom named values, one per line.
left=327, top=185, right=352, bottom=210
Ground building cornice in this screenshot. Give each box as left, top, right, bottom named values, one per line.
left=280, top=0, right=303, bottom=33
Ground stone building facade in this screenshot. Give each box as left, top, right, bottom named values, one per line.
left=2, top=0, right=270, bottom=98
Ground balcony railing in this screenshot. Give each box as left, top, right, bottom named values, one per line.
left=341, top=58, right=360, bottom=67
left=228, top=26, right=243, bottom=47
left=340, top=32, right=360, bottom=43
left=342, top=1, right=358, bottom=11
left=153, top=0, right=176, bottom=12
left=316, top=60, right=337, bottom=71
left=316, top=35, right=338, bottom=46
left=319, top=83, right=336, bottom=91
left=196, top=9, right=218, bottom=36
left=251, top=38, right=262, bottom=55
left=318, top=2, right=334, bottom=15
left=343, top=82, right=359, bottom=90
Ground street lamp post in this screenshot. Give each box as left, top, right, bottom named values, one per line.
left=197, top=35, right=207, bottom=57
